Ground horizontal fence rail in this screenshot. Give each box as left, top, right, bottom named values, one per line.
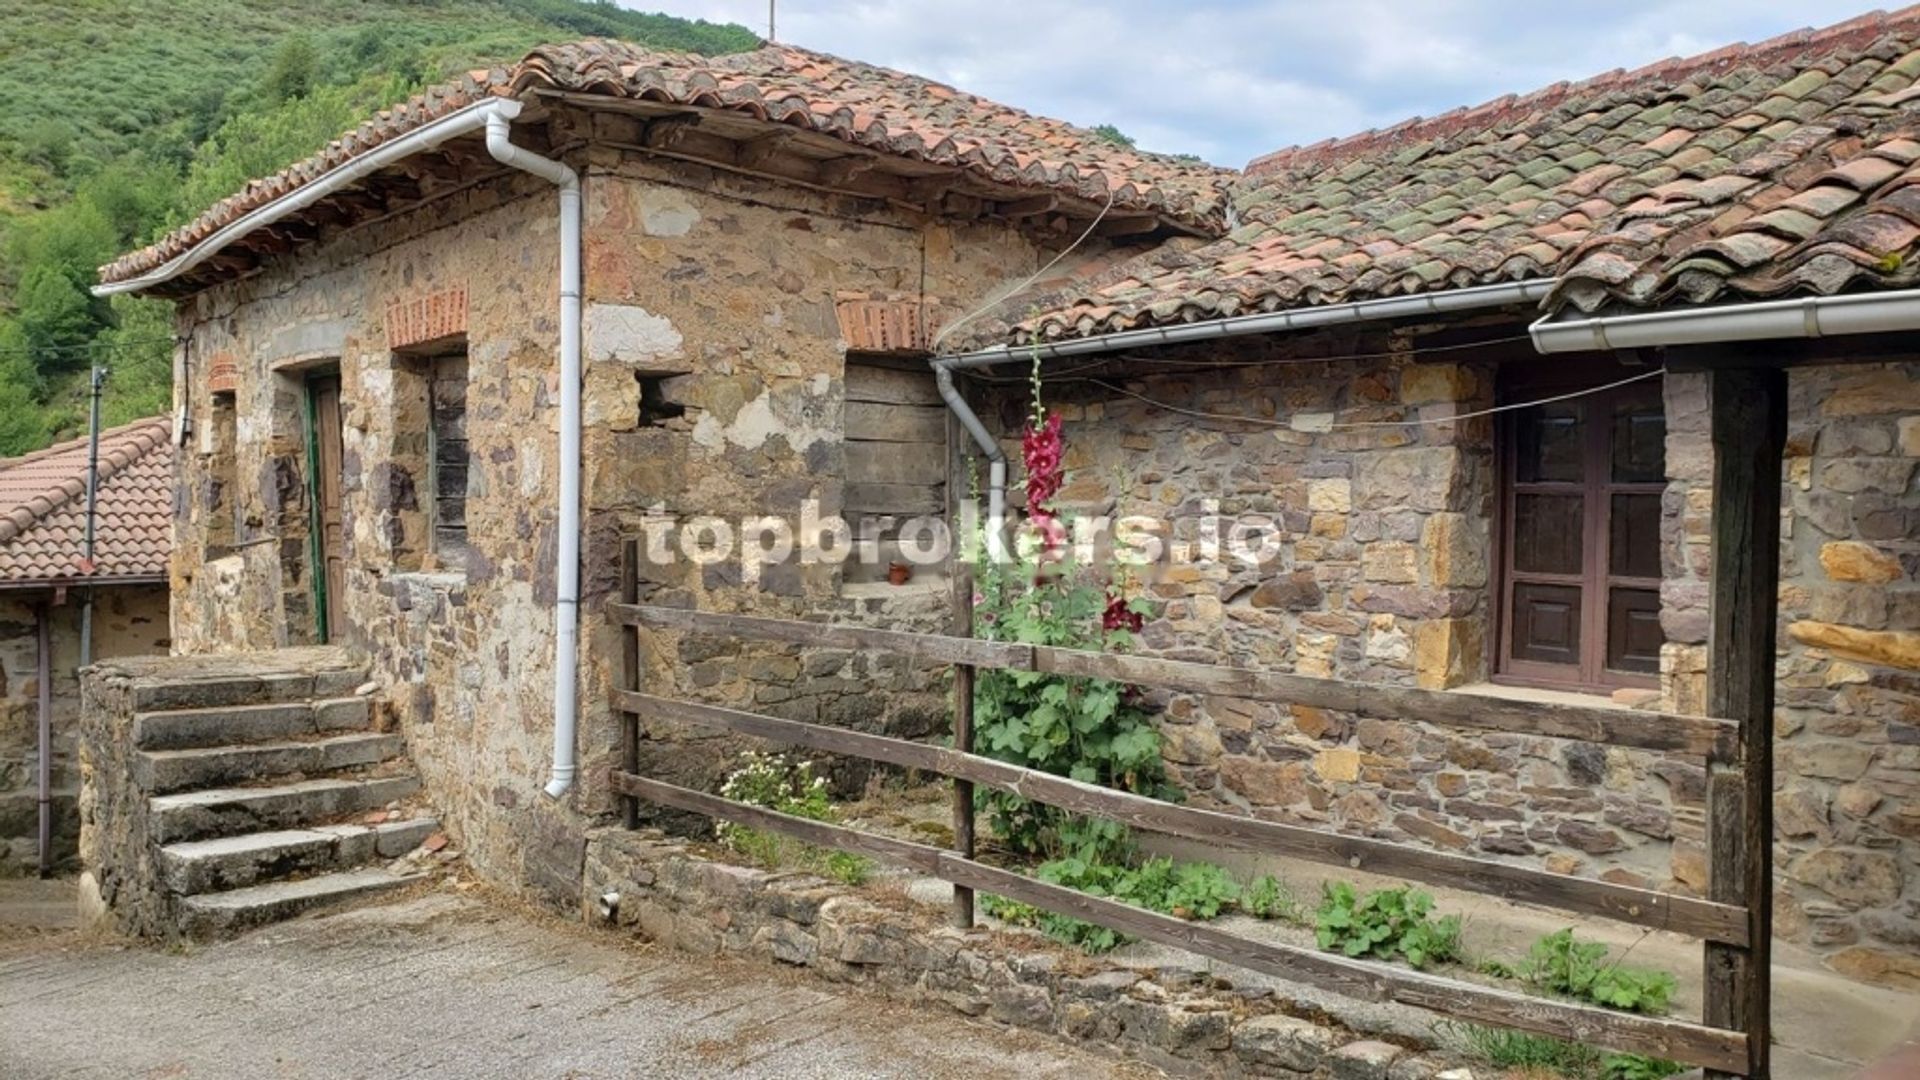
left=609, top=603, right=1740, bottom=760
left=614, top=771, right=1750, bottom=1074
left=617, top=689, right=1749, bottom=946
left=609, top=598, right=1756, bottom=1074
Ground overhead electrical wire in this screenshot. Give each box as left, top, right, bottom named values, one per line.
left=1080, top=366, right=1666, bottom=430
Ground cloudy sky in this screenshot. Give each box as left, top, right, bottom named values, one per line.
left=622, top=1, right=1863, bottom=167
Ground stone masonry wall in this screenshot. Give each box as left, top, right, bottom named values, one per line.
left=166, top=113, right=1061, bottom=908
left=584, top=828, right=1464, bottom=1079
left=976, top=343, right=1920, bottom=985
left=1660, top=362, right=1920, bottom=986
left=1, top=585, right=169, bottom=874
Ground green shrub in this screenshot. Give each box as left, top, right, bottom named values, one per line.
left=982, top=856, right=1246, bottom=954
left=1522, top=929, right=1677, bottom=1015
left=1313, top=882, right=1461, bottom=970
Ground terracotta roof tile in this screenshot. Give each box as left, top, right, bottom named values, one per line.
left=0, top=418, right=174, bottom=585
left=973, top=7, right=1920, bottom=345
left=100, top=41, right=1230, bottom=288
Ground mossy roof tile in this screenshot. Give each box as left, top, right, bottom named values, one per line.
left=983, top=8, right=1920, bottom=344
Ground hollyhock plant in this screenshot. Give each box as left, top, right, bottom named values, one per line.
left=965, top=356, right=1168, bottom=861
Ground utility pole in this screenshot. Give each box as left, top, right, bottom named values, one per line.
left=768, top=0, right=776, bottom=42
left=79, top=364, right=105, bottom=669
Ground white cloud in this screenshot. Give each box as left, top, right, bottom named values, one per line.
left=618, top=1, right=1869, bottom=167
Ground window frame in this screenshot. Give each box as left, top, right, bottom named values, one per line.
left=1493, top=364, right=1664, bottom=695
left=425, top=351, right=470, bottom=562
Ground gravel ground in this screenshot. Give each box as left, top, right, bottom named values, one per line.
left=0, top=885, right=1158, bottom=1080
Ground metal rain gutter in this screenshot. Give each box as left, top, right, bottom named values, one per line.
left=935, top=278, right=1556, bottom=371
left=928, top=278, right=1555, bottom=564
left=1529, top=289, right=1920, bottom=353
left=92, top=98, right=525, bottom=297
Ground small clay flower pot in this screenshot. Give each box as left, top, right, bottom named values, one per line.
left=887, top=562, right=913, bottom=586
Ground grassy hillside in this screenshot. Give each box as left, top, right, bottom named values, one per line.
left=0, top=0, right=758, bottom=454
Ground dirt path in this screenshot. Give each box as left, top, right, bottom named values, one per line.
left=0, top=886, right=1157, bottom=1080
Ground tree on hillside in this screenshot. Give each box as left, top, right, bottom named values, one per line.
left=265, top=36, right=320, bottom=103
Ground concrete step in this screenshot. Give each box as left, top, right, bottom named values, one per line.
left=150, top=775, right=422, bottom=844
left=135, top=732, right=405, bottom=794
left=158, top=818, right=439, bottom=895
left=178, top=867, right=430, bottom=939
left=134, top=697, right=372, bottom=751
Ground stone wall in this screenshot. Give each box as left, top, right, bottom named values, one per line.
left=166, top=114, right=1061, bottom=908
left=1660, top=362, right=1920, bottom=985
left=973, top=342, right=1920, bottom=984
left=584, top=828, right=1463, bottom=1079
left=0, top=585, right=169, bottom=873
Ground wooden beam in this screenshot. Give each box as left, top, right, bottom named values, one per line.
left=1666, top=332, right=1918, bottom=372
left=994, top=194, right=1059, bottom=218
left=606, top=602, right=1741, bottom=758
left=950, top=563, right=977, bottom=929
left=615, top=772, right=1751, bottom=1074
left=614, top=690, right=1752, bottom=945
left=1094, top=213, right=1162, bottom=237
left=610, top=603, right=1028, bottom=668
left=1032, top=647, right=1737, bottom=758
left=818, top=155, right=876, bottom=188
left=735, top=130, right=795, bottom=171
left=1702, top=367, right=1786, bottom=1079
left=643, top=116, right=704, bottom=154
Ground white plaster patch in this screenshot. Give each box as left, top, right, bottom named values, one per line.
left=691, top=413, right=725, bottom=450
left=724, top=393, right=779, bottom=451
left=1290, top=412, right=1334, bottom=433
left=585, top=303, right=685, bottom=367
left=519, top=438, right=546, bottom=496
left=639, top=190, right=700, bottom=237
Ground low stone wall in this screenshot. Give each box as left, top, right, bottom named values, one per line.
left=76, top=656, right=167, bottom=936
left=582, top=829, right=1468, bottom=1079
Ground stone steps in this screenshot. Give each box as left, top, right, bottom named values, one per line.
left=133, top=697, right=373, bottom=751
left=136, top=732, right=405, bottom=794
left=103, top=648, right=444, bottom=940
left=127, top=647, right=367, bottom=712
left=177, top=867, right=431, bottom=938
left=150, top=775, right=422, bottom=844
left=158, top=818, right=439, bottom=895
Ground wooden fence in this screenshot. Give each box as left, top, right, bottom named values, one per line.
left=608, top=561, right=1771, bottom=1074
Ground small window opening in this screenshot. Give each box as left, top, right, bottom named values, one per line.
left=429, top=353, right=470, bottom=561
left=637, top=373, right=687, bottom=427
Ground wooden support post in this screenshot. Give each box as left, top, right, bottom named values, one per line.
left=950, top=561, right=977, bottom=928
left=1703, top=367, right=1786, bottom=1079
left=620, top=537, right=641, bottom=830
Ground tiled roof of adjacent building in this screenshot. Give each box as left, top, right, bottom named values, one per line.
left=0, top=418, right=174, bottom=585
left=994, top=7, right=1920, bottom=344
left=98, top=40, right=1231, bottom=287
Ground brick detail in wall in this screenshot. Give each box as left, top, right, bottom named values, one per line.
left=834, top=292, right=935, bottom=353
left=205, top=353, right=238, bottom=395
left=385, top=285, right=468, bottom=351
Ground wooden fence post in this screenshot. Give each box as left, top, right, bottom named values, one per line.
left=620, top=537, right=641, bottom=830
left=950, top=561, right=977, bottom=928
left=1703, top=367, right=1786, bottom=1079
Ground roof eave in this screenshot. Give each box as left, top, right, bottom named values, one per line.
left=95, top=97, right=523, bottom=298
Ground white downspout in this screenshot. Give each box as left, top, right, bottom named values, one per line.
left=484, top=111, right=584, bottom=799
left=933, top=362, right=1007, bottom=563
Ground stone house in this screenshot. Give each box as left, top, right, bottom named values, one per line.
left=89, top=13, right=1918, bottom=990
left=1, top=418, right=173, bottom=872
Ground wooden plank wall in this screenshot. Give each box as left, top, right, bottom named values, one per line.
left=843, top=362, right=948, bottom=582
